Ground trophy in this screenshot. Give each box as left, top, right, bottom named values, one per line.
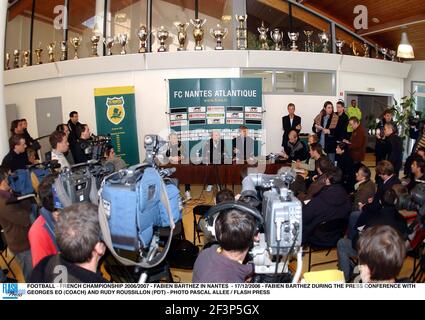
left=210, top=24, right=228, bottom=50
left=47, top=43, right=56, bottom=62
left=70, top=37, right=82, bottom=59
left=174, top=22, right=189, bottom=51
left=34, top=47, right=43, bottom=64
left=117, top=33, right=128, bottom=55
left=288, top=32, right=299, bottom=51
left=335, top=39, right=345, bottom=54
left=258, top=22, right=269, bottom=50
left=60, top=41, right=67, bottom=61
left=318, top=31, right=329, bottom=53
left=363, top=43, right=370, bottom=58
left=13, top=50, right=20, bottom=68
left=351, top=42, right=360, bottom=56
left=304, top=30, right=314, bottom=52
left=5, top=52, right=10, bottom=70
left=156, top=26, right=169, bottom=52
left=270, top=28, right=283, bottom=51
left=380, top=48, right=388, bottom=60
left=389, top=50, right=396, bottom=62
left=137, top=26, right=150, bottom=53
left=22, top=50, right=30, bottom=67
left=104, top=37, right=115, bottom=56
left=190, top=18, right=206, bottom=51
left=235, top=15, right=248, bottom=50
left=375, top=44, right=380, bottom=59
left=90, top=35, right=100, bottom=57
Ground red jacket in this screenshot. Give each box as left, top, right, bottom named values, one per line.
left=28, top=216, right=58, bottom=267
left=349, top=125, right=367, bottom=162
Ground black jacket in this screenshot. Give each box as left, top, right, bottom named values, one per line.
left=232, top=136, right=255, bottom=160
left=385, top=134, right=403, bottom=174
left=336, top=152, right=356, bottom=193
left=282, top=115, right=301, bottom=147
left=302, top=184, right=351, bottom=245
left=312, top=115, right=337, bottom=154
left=364, top=175, right=401, bottom=215
left=334, top=112, right=349, bottom=142
left=283, top=139, right=307, bottom=162
left=1, top=151, right=30, bottom=172
left=29, top=254, right=107, bottom=283
left=73, top=139, right=90, bottom=164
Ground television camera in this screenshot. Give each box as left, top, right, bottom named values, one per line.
left=399, top=183, right=425, bottom=228
left=98, top=134, right=182, bottom=283
left=205, top=167, right=303, bottom=283
left=408, top=111, right=425, bottom=129
left=80, top=134, right=112, bottom=161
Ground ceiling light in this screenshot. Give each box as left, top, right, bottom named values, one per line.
left=397, top=32, right=415, bottom=59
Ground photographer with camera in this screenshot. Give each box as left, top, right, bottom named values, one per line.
left=30, top=203, right=107, bottom=283
left=192, top=205, right=257, bottom=283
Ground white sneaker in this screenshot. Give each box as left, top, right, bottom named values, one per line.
left=205, top=185, right=213, bottom=192
left=185, top=191, right=192, bottom=200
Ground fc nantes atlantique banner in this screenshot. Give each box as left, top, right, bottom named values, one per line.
left=94, top=86, right=139, bottom=166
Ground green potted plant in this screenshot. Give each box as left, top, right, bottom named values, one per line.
left=389, top=92, right=416, bottom=141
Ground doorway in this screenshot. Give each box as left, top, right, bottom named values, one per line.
left=35, top=97, right=63, bottom=161
left=346, top=92, right=393, bottom=151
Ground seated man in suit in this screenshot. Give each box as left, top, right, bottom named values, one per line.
left=203, top=130, right=229, bottom=192
left=232, top=126, right=255, bottom=164
left=282, top=103, right=302, bottom=147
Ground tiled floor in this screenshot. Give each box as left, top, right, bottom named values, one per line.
left=0, top=154, right=421, bottom=283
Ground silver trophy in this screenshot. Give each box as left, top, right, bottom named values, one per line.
left=389, top=50, right=396, bottom=62
left=288, top=32, right=299, bottom=51
left=363, top=43, right=370, bottom=58
left=174, top=22, right=189, bottom=51
left=351, top=42, right=360, bottom=56
left=318, top=31, right=329, bottom=53
left=157, top=26, right=169, bottom=52
left=380, top=48, right=388, bottom=60
left=257, top=21, right=269, bottom=50
left=90, top=35, right=100, bottom=57
left=137, top=26, right=150, bottom=53
left=235, top=15, right=248, bottom=50
left=5, top=52, right=10, bottom=70
left=335, top=39, right=345, bottom=54
left=13, top=49, right=20, bottom=68
left=210, top=24, right=228, bottom=50
left=47, top=43, right=56, bottom=62
left=270, top=28, right=283, bottom=51
left=22, top=50, right=30, bottom=67
left=34, top=47, right=43, bottom=64
left=60, top=41, right=67, bottom=61
left=304, top=30, right=314, bottom=52
left=104, top=37, right=115, bottom=56
left=70, top=37, right=82, bottom=59
left=190, top=18, right=206, bottom=51
left=117, top=33, right=128, bottom=55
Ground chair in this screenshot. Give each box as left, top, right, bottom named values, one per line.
left=192, top=205, right=212, bottom=245
left=307, top=218, right=348, bottom=272
left=0, top=228, right=17, bottom=279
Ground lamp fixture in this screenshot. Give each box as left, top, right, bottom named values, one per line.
left=397, top=32, right=415, bottom=59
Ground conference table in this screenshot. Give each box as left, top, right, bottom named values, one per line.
left=162, top=161, right=289, bottom=185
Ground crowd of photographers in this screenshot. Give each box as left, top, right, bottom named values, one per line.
left=1, top=104, right=424, bottom=284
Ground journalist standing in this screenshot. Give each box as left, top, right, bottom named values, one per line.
left=282, top=103, right=302, bottom=147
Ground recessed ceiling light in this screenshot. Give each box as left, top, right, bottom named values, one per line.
left=372, top=18, right=380, bottom=23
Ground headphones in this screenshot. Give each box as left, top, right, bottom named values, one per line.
left=205, top=200, right=264, bottom=240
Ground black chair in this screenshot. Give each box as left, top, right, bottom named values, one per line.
left=192, top=205, right=212, bottom=245
left=307, top=218, right=348, bottom=272
left=0, top=228, right=17, bottom=279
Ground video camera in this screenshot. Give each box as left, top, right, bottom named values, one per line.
left=399, top=183, right=425, bottom=225
left=408, top=111, right=425, bottom=130
left=98, top=134, right=182, bottom=281
left=81, top=134, right=112, bottom=161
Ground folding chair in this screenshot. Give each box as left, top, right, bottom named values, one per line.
left=0, top=228, right=17, bottom=279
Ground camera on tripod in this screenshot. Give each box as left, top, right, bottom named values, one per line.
left=82, top=134, right=112, bottom=161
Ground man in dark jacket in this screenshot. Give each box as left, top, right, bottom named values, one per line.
left=29, top=203, right=106, bottom=283
left=282, top=103, right=302, bottom=147
left=346, top=117, right=366, bottom=163
left=232, top=125, right=255, bottom=163
left=302, top=167, right=351, bottom=244
left=73, top=124, right=91, bottom=164
left=335, top=100, right=349, bottom=142
left=1, top=135, right=31, bottom=172
left=335, top=142, right=356, bottom=193
left=282, top=130, right=307, bottom=162
left=384, top=122, right=403, bottom=176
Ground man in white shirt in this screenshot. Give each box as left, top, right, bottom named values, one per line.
left=49, top=131, right=70, bottom=170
